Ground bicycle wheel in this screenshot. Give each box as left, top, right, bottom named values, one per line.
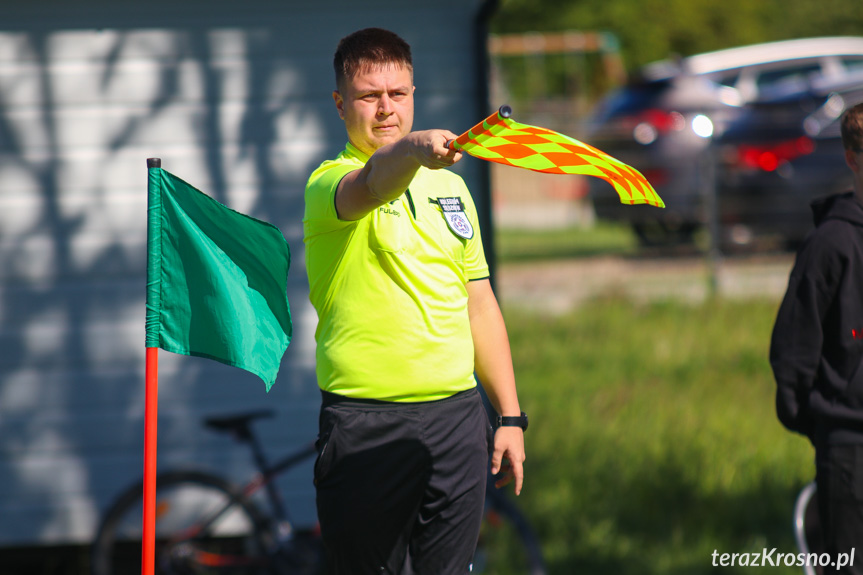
left=91, top=470, right=272, bottom=575
left=473, top=484, right=547, bottom=575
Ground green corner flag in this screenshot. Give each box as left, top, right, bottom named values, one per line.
left=145, top=162, right=292, bottom=391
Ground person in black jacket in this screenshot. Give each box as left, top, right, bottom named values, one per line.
left=771, top=101, right=863, bottom=574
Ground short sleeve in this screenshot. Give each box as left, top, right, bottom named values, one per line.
left=303, top=160, right=360, bottom=237
left=460, top=184, right=489, bottom=280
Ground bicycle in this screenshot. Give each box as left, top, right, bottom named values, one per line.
left=91, top=409, right=547, bottom=574
left=91, top=410, right=321, bottom=575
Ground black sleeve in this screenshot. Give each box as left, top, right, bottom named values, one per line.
left=769, top=234, right=840, bottom=438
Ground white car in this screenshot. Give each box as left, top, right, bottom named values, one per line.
left=588, top=36, right=863, bottom=246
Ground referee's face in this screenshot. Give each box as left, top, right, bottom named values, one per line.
left=334, top=63, right=415, bottom=157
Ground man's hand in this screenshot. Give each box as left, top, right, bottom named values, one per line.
left=491, top=426, right=525, bottom=495
left=403, top=129, right=462, bottom=169
left=336, top=128, right=462, bottom=221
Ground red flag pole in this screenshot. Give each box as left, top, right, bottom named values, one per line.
left=142, top=346, right=159, bottom=575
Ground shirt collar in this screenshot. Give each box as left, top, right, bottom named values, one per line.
left=344, top=141, right=371, bottom=163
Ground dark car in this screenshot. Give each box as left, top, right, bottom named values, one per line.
left=586, top=37, right=863, bottom=246
left=715, top=72, right=863, bottom=247
left=586, top=73, right=740, bottom=245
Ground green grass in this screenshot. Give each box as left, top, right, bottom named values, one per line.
left=485, top=296, right=814, bottom=575
left=495, top=222, right=638, bottom=263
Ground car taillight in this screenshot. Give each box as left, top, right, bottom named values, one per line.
left=615, top=109, right=686, bottom=145
left=635, top=109, right=686, bottom=133
left=736, top=136, right=815, bottom=172
left=640, top=168, right=668, bottom=186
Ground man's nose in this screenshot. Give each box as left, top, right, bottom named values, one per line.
left=378, top=94, right=393, bottom=115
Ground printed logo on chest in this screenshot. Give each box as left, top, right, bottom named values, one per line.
left=379, top=205, right=400, bottom=217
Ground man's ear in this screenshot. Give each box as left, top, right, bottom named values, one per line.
left=333, top=91, right=345, bottom=120
left=847, top=148, right=860, bottom=174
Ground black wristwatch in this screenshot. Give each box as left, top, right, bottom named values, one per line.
left=496, top=411, right=528, bottom=431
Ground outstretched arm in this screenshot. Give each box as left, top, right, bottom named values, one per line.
left=336, top=130, right=462, bottom=221
left=467, top=278, right=526, bottom=495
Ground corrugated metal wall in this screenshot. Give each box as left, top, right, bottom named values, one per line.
left=0, top=0, right=490, bottom=545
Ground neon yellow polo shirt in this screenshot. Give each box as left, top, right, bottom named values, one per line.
left=303, top=142, right=489, bottom=402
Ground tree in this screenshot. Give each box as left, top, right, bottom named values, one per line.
left=492, top=0, right=863, bottom=73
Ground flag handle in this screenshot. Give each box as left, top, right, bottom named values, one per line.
left=446, top=105, right=512, bottom=151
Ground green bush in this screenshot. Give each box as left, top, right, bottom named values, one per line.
left=488, top=296, right=814, bottom=574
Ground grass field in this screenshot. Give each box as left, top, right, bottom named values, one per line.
left=482, top=277, right=814, bottom=574
left=495, top=222, right=640, bottom=263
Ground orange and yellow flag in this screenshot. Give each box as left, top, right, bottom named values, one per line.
left=448, top=106, right=664, bottom=208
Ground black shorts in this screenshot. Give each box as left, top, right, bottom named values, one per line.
left=314, top=387, right=493, bottom=574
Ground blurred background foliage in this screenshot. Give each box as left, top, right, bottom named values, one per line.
left=492, top=0, right=863, bottom=72
left=479, top=296, right=813, bottom=574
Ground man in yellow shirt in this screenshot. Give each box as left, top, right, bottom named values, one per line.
left=304, top=27, right=526, bottom=574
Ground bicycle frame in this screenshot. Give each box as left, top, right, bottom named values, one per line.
left=160, top=427, right=318, bottom=571
left=166, top=442, right=316, bottom=541
left=239, top=440, right=318, bottom=524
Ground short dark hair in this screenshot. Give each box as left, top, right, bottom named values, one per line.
left=841, top=101, right=863, bottom=152
left=333, top=28, right=412, bottom=90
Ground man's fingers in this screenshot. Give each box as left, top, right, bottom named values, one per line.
left=512, top=459, right=524, bottom=496
left=490, top=448, right=503, bottom=475
left=419, top=130, right=461, bottom=168
left=431, top=144, right=460, bottom=167
left=493, top=461, right=523, bottom=495
left=493, top=460, right=512, bottom=487
left=490, top=427, right=525, bottom=495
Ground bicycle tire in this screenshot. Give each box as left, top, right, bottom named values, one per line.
left=91, top=469, right=272, bottom=575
